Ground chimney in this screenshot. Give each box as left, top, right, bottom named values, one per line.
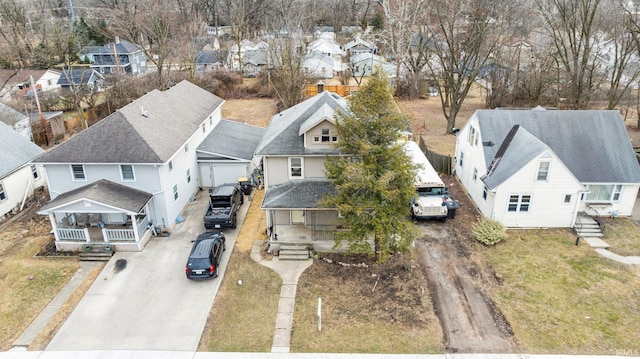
left=317, top=81, right=324, bottom=94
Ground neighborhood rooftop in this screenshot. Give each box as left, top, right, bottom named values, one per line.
left=255, top=91, right=348, bottom=156
left=476, top=109, right=640, bottom=185
left=34, top=80, right=224, bottom=164
left=262, top=179, right=336, bottom=209
left=0, top=120, right=44, bottom=178
left=197, top=119, right=266, bottom=161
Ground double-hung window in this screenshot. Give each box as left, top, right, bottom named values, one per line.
left=121, top=165, right=135, bottom=181
left=71, top=164, right=86, bottom=180
left=508, top=195, right=531, bottom=212
left=289, top=157, right=303, bottom=178
left=31, top=164, right=39, bottom=180
left=536, top=161, right=550, bottom=181
left=0, top=182, right=6, bottom=202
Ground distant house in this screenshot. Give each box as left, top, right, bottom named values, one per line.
left=34, top=81, right=225, bottom=251
left=87, top=38, right=148, bottom=75
left=344, top=37, right=376, bottom=56
left=455, top=108, right=640, bottom=228
left=350, top=53, right=397, bottom=78
left=303, top=52, right=335, bottom=79
left=0, top=69, right=61, bottom=100
left=196, top=50, right=228, bottom=73
left=228, top=40, right=269, bottom=76
left=307, top=34, right=344, bottom=75
left=256, top=90, right=351, bottom=252
left=57, top=69, right=105, bottom=91
left=0, top=121, right=46, bottom=221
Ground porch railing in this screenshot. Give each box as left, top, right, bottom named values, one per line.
left=57, top=228, right=88, bottom=241
left=104, top=228, right=136, bottom=241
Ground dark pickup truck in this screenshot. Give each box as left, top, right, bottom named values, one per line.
left=204, top=183, right=243, bottom=229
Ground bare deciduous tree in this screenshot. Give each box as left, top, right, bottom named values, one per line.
left=266, top=36, right=308, bottom=108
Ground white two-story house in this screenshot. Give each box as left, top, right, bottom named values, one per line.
left=34, top=81, right=224, bottom=251
left=455, top=108, right=640, bottom=228
left=256, top=90, right=350, bottom=251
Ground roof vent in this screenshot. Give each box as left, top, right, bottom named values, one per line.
left=482, top=141, right=494, bottom=146
left=141, top=106, right=148, bottom=117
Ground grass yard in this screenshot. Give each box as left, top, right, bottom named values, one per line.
left=600, top=217, right=640, bottom=257
left=0, top=208, right=79, bottom=350
left=478, top=228, right=640, bottom=354
left=198, top=189, right=282, bottom=351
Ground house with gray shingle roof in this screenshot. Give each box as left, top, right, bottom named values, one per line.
left=255, top=90, right=349, bottom=252
left=196, top=119, right=266, bottom=187
left=87, top=38, right=148, bottom=75
left=0, top=121, right=46, bottom=221
left=455, top=108, right=640, bottom=228
left=34, top=80, right=225, bottom=251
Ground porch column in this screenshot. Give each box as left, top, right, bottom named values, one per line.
left=131, top=214, right=140, bottom=242
left=48, top=213, right=59, bottom=242
left=102, top=228, right=109, bottom=243
left=84, top=227, right=90, bottom=242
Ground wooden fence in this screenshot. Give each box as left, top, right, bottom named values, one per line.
left=306, top=85, right=360, bottom=97
left=419, top=136, right=452, bottom=175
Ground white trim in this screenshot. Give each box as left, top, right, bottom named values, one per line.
left=120, top=164, right=136, bottom=181
left=507, top=194, right=532, bottom=213
left=70, top=164, right=86, bottom=181
left=536, top=161, right=550, bottom=182
left=289, top=157, right=304, bottom=179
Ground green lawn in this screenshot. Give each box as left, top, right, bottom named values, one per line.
left=600, top=217, right=640, bottom=256
left=478, top=228, right=640, bottom=354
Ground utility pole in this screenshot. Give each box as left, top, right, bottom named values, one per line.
left=30, top=75, right=49, bottom=146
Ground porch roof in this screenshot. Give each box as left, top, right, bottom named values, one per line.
left=262, top=179, right=336, bottom=209
left=38, top=179, right=152, bottom=215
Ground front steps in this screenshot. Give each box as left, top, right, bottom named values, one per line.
left=79, top=243, right=115, bottom=262
left=269, top=242, right=312, bottom=261
left=575, top=215, right=604, bottom=238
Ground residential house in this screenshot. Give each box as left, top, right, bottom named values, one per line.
left=0, top=102, right=31, bottom=140
left=0, top=69, right=61, bottom=100
left=197, top=119, right=265, bottom=187
left=350, top=53, right=397, bottom=78
left=34, top=81, right=225, bottom=251
left=303, top=52, right=335, bottom=79
left=0, top=121, right=46, bottom=221
left=228, top=40, right=270, bottom=76
left=307, top=33, right=344, bottom=75
left=344, top=37, right=376, bottom=56
left=196, top=50, right=228, bottom=73
left=57, top=69, right=105, bottom=92
left=88, top=38, right=148, bottom=75
left=454, top=108, right=640, bottom=228
left=256, top=90, right=350, bottom=252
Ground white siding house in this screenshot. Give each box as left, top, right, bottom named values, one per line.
left=0, top=121, right=46, bottom=221
left=34, top=81, right=225, bottom=251
left=455, top=108, right=640, bottom=228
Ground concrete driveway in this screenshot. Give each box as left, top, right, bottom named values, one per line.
left=46, top=190, right=249, bottom=351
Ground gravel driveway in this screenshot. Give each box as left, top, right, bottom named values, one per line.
left=46, top=191, right=248, bottom=351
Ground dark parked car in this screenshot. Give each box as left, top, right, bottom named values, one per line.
left=204, top=183, right=243, bottom=229
left=185, top=231, right=226, bottom=280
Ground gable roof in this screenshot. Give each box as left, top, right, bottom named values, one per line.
left=38, top=179, right=152, bottom=214
left=0, top=102, right=28, bottom=127
left=92, top=39, right=143, bottom=55
left=197, top=50, right=227, bottom=65
left=197, top=120, right=266, bottom=161
left=475, top=109, right=640, bottom=184
left=57, top=69, right=103, bottom=86
left=481, top=125, right=549, bottom=189
left=0, top=120, right=44, bottom=178
left=255, top=91, right=349, bottom=156
left=34, top=81, right=224, bottom=164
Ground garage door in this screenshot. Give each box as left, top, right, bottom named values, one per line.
left=212, top=163, right=247, bottom=187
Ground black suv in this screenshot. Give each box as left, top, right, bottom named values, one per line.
left=185, top=231, right=226, bottom=280
left=203, top=183, right=243, bottom=229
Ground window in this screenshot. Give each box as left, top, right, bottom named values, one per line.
left=169, top=160, right=173, bottom=172
left=536, top=161, right=550, bottom=181
left=186, top=168, right=191, bottom=183
left=482, top=187, right=488, bottom=200
left=289, top=157, right=303, bottom=178
left=31, top=164, right=39, bottom=180
left=202, top=124, right=206, bottom=134
left=71, top=164, right=86, bottom=180
left=459, top=152, right=464, bottom=167
left=313, top=136, right=320, bottom=142
left=209, top=117, right=213, bottom=126
left=332, top=135, right=338, bottom=142
left=468, top=126, right=476, bottom=145
left=508, top=195, right=531, bottom=212
left=120, top=165, right=135, bottom=181
left=173, top=184, right=178, bottom=200
left=321, top=128, right=330, bottom=142
left=563, top=194, right=572, bottom=204
left=184, top=144, right=189, bottom=153
left=473, top=168, right=478, bottom=182
left=585, top=185, right=623, bottom=202
left=0, top=183, right=6, bottom=202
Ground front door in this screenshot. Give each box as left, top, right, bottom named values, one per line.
left=291, top=210, right=304, bottom=225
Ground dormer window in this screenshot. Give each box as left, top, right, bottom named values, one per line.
left=321, top=128, right=331, bottom=142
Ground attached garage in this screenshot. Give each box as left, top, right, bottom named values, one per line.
left=197, top=119, right=266, bottom=189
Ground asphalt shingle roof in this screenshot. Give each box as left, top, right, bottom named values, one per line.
left=34, top=80, right=224, bottom=164
left=197, top=120, right=266, bottom=161
left=0, top=121, right=44, bottom=178
left=476, top=109, right=640, bottom=184
left=38, top=179, right=152, bottom=214
left=255, top=91, right=349, bottom=156
left=262, top=179, right=336, bottom=209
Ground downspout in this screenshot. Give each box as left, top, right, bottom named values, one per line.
left=20, top=174, right=34, bottom=211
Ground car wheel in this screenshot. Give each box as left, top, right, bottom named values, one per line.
left=223, top=242, right=226, bottom=252
left=213, top=264, right=219, bottom=278
left=231, top=214, right=237, bottom=229
left=240, top=195, right=244, bottom=204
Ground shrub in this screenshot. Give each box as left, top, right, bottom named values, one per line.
left=473, top=218, right=507, bottom=246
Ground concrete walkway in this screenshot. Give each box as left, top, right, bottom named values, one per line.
left=250, top=241, right=312, bottom=353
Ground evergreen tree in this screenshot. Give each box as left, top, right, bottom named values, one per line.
left=323, top=71, right=418, bottom=262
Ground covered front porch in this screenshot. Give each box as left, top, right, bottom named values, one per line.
left=38, top=180, right=155, bottom=252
